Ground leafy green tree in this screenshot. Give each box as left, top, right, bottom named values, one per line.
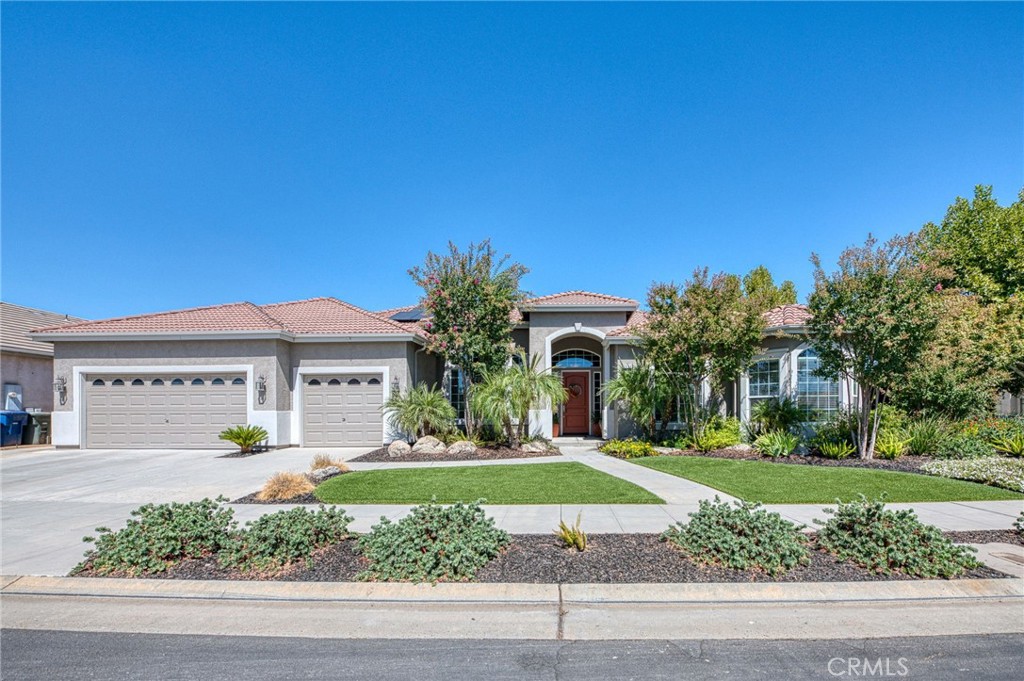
left=639, top=270, right=765, bottom=440
left=470, top=351, right=567, bottom=448
left=808, top=235, right=945, bottom=459
left=919, top=185, right=1024, bottom=303
left=743, top=265, right=798, bottom=311
left=409, top=240, right=529, bottom=436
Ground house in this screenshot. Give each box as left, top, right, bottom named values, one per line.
left=30, top=292, right=853, bottom=449
left=1, top=302, right=86, bottom=412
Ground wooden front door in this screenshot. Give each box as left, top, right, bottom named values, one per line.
left=562, top=372, right=590, bottom=435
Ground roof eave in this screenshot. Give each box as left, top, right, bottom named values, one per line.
left=523, top=304, right=637, bottom=312
left=31, top=330, right=426, bottom=344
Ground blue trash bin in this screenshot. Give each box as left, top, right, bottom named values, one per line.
left=0, top=411, right=29, bottom=447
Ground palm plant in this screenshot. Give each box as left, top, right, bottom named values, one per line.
left=471, top=351, right=567, bottom=448
left=383, top=383, right=457, bottom=440
left=218, top=424, right=269, bottom=454
left=747, top=396, right=804, bottom=439
left=603, top=358, right=668, bottom=440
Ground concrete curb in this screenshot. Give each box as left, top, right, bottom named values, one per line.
left=3, top=575, right=1021, bottom=604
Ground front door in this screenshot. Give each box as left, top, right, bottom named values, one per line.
left=562, top=372, right=590, bottom=435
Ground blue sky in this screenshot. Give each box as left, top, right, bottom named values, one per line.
left=3, top=2, right=1021, bottom=320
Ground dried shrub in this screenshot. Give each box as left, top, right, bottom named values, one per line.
left=256, top=472, right=315, bottom=501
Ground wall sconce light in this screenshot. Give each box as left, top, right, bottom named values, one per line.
left=255, top=375, right=267, bottom=405
left=391, top=377, right=401, bottom=395
left=53, top=376, right=68, bottom=406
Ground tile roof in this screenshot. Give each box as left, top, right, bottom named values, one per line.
left=1, top=302, right=87, bottom=356
left=32, top=298, right=422, bottom=338
left=606, top=310, right=647, bottom=337
left=525, top=291, right=638, bottom=307
left=763, top=304, right=812, bottom=327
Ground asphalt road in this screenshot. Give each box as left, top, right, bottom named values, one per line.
left=2, top=630, right=1022, bottom=680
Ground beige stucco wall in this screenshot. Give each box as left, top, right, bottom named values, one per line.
left=0, top=351, right=54, bottom=411
left=290, top=340, right=415, bottom=392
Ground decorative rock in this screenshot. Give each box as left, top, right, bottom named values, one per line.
left=387, top=440, right=412, bottom=457
left=730, top=443, right=753, bottom=452
left=307, top=466, right=342, bottom=483
left=446, top=440, right=478, bottom=456
left=519, top=440, right=550, bottom=454
left=411, top=436, right=447, bottom=455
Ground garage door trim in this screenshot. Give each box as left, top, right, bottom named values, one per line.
left=73, top=364, right=255, bottom=448
left=295, top=365, right=392, bottom=447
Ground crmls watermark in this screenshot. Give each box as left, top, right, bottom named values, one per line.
left=827, top=658, right=910, bottom=677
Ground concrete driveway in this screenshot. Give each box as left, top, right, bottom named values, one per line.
left=0, top=446, right=371, bottom=576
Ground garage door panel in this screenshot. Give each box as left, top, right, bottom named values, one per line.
left=303, top=374, right=383, bottom=447
left=85, top=374, right=246, bottom=449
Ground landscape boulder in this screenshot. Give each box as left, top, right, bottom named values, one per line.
left=446, top=440, right=477, bottom=456
left=411, top=436, right=447, bottom=455
left=519, top=440, right=551, bottom=454
left=387, top=440, right=412, bottom=457
left=307, top=466, right=343, bottom=483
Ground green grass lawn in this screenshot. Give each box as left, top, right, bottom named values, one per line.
left=314, top=462, right=665, bottom=505
left=632, top=456, right=1024, bottom=504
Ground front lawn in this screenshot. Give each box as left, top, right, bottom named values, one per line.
left=633, top=457, right=1024, bottom=503
left=314, top=462, right=665, bottom=505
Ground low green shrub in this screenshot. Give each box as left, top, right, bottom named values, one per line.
left=809, top=410, right=857, bottom=450
left=662, top=498, right=809, bottom=576
left=1015, top=511, right=1024, bottom=535
left=904, top=417, right=950, bottom=456
left=692, top=417, right=742, bottom=452
left=746, top=397, right=803, bottom=440
left=874, top=431, right=909, bottom=460
left=599, top=438, right=656, bottom=459
left=921, top=457, right=1024, bottom=493
left=818, top=440, right=854, bottom=460
left=218, top=424, right=269, bottom=454
left=753, top=430, right=800, bottom=458
left=74, top=498, right=236, bottom=576
left=935, top=433, right=995, bottom=460
left=972, top=416, right=1024, bottom=445
left=220, top=506, right=353, bottom=573
left=992, top=432, right=1024, bottom=457
left=555, top=512, right=587, bottom=551
left=358, top=501, right=509, bottom=582
left=816, top=496, right=980, bottom=578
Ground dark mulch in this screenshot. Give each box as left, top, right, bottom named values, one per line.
left=231, top=491, right=321, bottom=505
left=945, top=530, right=1024, bottom=547
left=475, top=533, right=1006, bottom=583
left=664, top=447, right=929, bottom=474
left=73, top=534, right=1009, bottom=582
left=350, top=444, right=560, bottom=463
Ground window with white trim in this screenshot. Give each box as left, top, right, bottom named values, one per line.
left=748, top=359, right=780, bottom=404
left=552, top=349, right=601, bottom=369
left=447, top=367, right=466, bottom=421
left=797, top=349, right=839, bottom=420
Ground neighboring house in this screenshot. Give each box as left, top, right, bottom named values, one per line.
left=1, top=302, right=86, bottom=412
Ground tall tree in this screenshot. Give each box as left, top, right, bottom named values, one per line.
left=639, top=270, right=764, bottom=440
left=919, top=185, right=1024, bottom=303
left=742, top=265, right=798, bottom=311
left=409, top=240, right=529, bottom=436
left=808, top=235, right=945, bottom=459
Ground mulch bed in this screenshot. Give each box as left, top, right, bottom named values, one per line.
left=231, top=470, right=347, bottom=504
left=945, top=529, right=1024, bottom=547
left=350, top=444, right=560, bottom=463
left=664, top=447, right=930, bottom=474
left=75, top=533, right=1011, bottom=582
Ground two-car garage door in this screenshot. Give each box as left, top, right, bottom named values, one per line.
left=85, top=374, right=247, bottom=449
left=302, top=374, right=384, bottom=447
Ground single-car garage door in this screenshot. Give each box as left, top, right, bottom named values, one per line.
left=85, top=374, right=247, bottom=449
left=303, top=374, right=383, bottom=447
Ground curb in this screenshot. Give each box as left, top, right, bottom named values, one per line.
left=3, top=575, right=1021, bottom=604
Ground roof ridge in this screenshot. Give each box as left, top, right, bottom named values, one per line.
left=242, top=301, right=287, bottom=329
left=31, top=300, right=256, bottom=333
left=527, top=290, right=638, bottom=305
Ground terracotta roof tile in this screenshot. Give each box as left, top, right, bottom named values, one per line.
left=263, top=297, right=421, bottom=336
left=607, top=310, right=647, bottom=337
left=763, top=304, right=812, bottom=327
left=525, top=291, right=638, bottom=307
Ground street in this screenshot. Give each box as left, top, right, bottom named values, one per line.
left=2, top=630, right=1022, bottom=680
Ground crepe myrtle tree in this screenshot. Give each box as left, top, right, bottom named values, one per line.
left=409, top=240, right=529, bottom=437
left=809, top=234, right=946, bottom=459
left=639, top=270, right=765, bottom=440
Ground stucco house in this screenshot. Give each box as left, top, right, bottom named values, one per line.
left=31, top=292, right=855, bottom=449
left=1, top=302, right=86, bottom=413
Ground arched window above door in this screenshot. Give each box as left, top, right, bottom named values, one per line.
left=552, top=349, right=601, bottom=369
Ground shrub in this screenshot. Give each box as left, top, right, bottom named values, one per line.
left=873, top=431, right=909, bottom=460
left=753, top=429, right=800, bottom=458
left=746, top=397, right=803, bottom=440
left=1015, top=511, right=1024, bottom=535
left=662, top=498, right=809, bottom=576
left=383, top=384, right=457, bottom=440
left=555, top=512, right=587, bottom=551
left=992, top=432, right=1024, bottom=457
left=599, top=438, right=656, bottom=459
left=935, top=433, right=995, bottom=460
left=904, top=416, right=950, bottom=456
left=818, top=440, right=855, bottom=460
left=969, top=416, right=1024, bottom=446
left=218, top=425, right=269, bottom=454
left=921, top=457, right=1024, bottom=493
left=358, top=501, right=510, bottom=582
left=310, top=454, right=350, bottom=472
left=692, top=417, right=741, bottom=452
left=809, top=409, right=858, bottom=450
left=74, top=498, right=236, bottom=576
left=817, top=496, right=980, bottom=578
left=256, top=472, right=315, bottom=501
left=220, top=506, right=353, bottom=573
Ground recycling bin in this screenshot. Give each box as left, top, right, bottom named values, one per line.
left=0, top=411, right=29, bottom=447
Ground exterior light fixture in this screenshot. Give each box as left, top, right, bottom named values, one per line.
left=255, top=375, right=267, bottom=405
left=391, top=377, right=401, bottom=395
left=53, top=376, right=68, bottom=405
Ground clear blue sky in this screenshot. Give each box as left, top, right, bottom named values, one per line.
left=3, top=2, right=1021, bottom=320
